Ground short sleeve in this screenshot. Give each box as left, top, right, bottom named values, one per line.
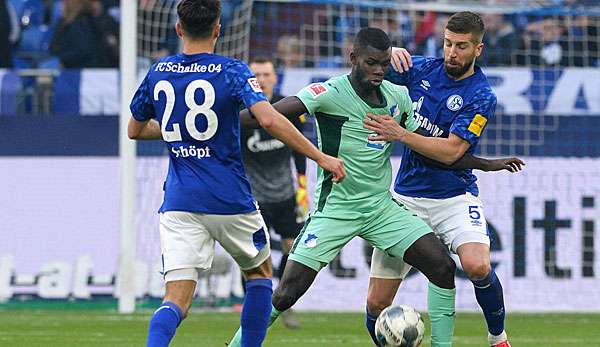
left=450, top=89, right=497, bottom=145
left=384, top=55, right=437, bottom=86
left=224, top=60, right=268, bottom=109
left=296, top=82, right=331, bottom=115
left=129, top=71, right=155, bottom=121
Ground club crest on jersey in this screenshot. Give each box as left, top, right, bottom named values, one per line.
left=446, top=94, right=463, bottom=111
left=247, top=78, right=263, bottom=93
left=308, top=83, right=327, bottom=97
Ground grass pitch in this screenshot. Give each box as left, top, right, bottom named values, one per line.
left=1, top=309, right=599, bottom=346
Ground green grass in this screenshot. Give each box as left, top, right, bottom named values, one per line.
left=0, top=309, right=599, bottom=346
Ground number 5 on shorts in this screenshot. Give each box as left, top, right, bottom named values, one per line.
left=468, top=205, right=481, bottom=220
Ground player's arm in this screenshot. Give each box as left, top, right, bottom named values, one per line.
left=249, top=100, right=345, bottom=182
left=127, top=118, right=162, bottom=140
left=413, top=150, right=524, bottom=172
left=128, top=70, right=160, bottom=140
left=240, top=96, right=307, bottom=129
left=365, top=116, right=470, bottom=165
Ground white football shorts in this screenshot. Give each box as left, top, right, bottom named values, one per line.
left=370, top=192, right=490, bottom=279
left=159, top=210, right=270, bottom=282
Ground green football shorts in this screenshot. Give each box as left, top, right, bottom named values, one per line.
left=289, top=196, right=432, bottom=272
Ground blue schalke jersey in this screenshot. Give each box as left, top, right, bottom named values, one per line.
left=130, top=53, right=267, bottom=214
left=385, top=56, right=497, bottom=198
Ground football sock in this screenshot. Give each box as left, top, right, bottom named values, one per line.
left=228, top=304, right=281, bottom=347
left=278, top=254, right=289, bottom=279
left=428, top=282, right=456, bottom=347
left=365, top=308, right=379, bottom=346
left=147, top=301, right=183, bottom=347
left=471, top=269, right=505, bottom=336
left=240, top=278, right=273, bottom=347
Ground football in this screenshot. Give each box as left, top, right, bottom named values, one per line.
left=375, top=305, right=425, bottom=347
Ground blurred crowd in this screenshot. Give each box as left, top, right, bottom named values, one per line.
left=0, top=0, right=599, bottom=70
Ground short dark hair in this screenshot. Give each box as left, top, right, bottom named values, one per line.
left=446, top=11, right=485, bottom=43
left=353, top=27, right=391, bottom=55
left=249, top=56, right=276, bottom=67
left=177, top=0, right=221, bottom=39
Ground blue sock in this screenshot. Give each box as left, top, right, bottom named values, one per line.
left=147, top=301, right=183, bottom=347
left=241, top=278, right=273, bottom=347
left=471, top=269, right=505, bottom=336
left=365, top=308, right=379, bottom=346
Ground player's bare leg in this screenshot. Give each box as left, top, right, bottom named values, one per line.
left=365, top=277, right=402, bottom=344
left=163, top=280, right=197, bottom=317
left=457, top=242, right=510, bottom=347
left=147, top=272, right=197, bottom=347
left=279, top=238, right=301, bottom=329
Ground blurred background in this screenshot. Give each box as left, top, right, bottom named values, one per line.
left=0, top=0, right=599, bottom=340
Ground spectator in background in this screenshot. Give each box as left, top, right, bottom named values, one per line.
left=516, top=17, right=570, bottom=66
left=50, top=0, right=119, bottom=68
left=479, top=13, right=518, bottom=66
left=0, top=0, right=20, bottom=68
left=416, top=13, right=449, bottom=57
left=276, top=34, right=306, bottom=68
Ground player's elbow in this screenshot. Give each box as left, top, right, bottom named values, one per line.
left=127, top=124, right=141, bottom=139
left=441, top=149, right=464, bottom=166
left=257, top=114, right=275, bottom=130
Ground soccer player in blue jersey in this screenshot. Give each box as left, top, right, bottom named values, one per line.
left=127, top=1, right=345, bottom=346
left=364, top=12, right=518, bottom=347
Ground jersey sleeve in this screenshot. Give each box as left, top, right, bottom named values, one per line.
left=129, top=70, right=155, bottom=121
left=224, top=60, right=268, bottom=109
left=384, top=55, right=436, bottom=86
left=295, top=82, right=332, bottom=115
left=449, top=88, right=497, bottom=145
left=401, top=93, right=419, bottom=133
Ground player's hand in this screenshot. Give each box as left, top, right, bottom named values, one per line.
left=391, top=47, right=413, bottom=73
left=316, top=155, right=346, bottom=183
left=485, top=157, right=525, bottom=173
left=363, top=113, right=409, bottom=142
left=295, top=174, right=309, bottom=221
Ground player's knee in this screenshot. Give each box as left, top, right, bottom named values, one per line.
left=272, top=285, right=299, bottom=311
left=433, top=256, right=456, bottom=286
left=463, top=261, right=490, bottom=281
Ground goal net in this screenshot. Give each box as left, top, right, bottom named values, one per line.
left=127, top=0, right=600, bottom=312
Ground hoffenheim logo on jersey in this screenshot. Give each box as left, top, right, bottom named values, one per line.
left=446, top=95, right=463, bottom=111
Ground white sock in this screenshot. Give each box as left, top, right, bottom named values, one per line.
left=488, top=330, right=508, bottom=345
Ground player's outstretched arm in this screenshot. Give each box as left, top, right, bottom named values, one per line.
left=250, top=100, right=346, bottom=183
left=364, top=114, right=469, bottom=165
left=415, top=152, right=525, bottom=173
left=127, top=117, right=162, bottom=140
left=240, top=96, right=307, bottom=129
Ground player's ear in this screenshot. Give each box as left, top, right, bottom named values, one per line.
left=213, top=22, right=221, bottom=40
left=475, top=42, right=484, bottom=58
left=350, top=50, right=356, bottom=65
left=175, top=21, right=183, bottom=38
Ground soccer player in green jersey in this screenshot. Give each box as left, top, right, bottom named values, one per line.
left=230, top=27, right=520, bottom=347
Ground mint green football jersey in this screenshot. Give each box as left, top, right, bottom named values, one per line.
left=296, top=74, right=418, bottom=217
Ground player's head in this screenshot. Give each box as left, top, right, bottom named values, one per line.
left=176, top=0, right=221, bottom=44
left=350, top=27, right=391, bottom=89
left=443, top=11, right=485, bottom=79
left=249, top=57, right=278, bottom=98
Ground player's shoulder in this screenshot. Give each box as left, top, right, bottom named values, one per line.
left=414, top=56, right=444, bottom=73
left=469, top=67, right=497, bottom=102
left=302, top=74, right=346, bottom=98
left=382, top=80, right=409, bottom=94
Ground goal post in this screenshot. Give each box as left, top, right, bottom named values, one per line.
left=118, top=0, right=138, bottom=314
